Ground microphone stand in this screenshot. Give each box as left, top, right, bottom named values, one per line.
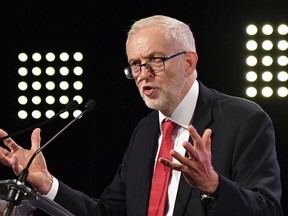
left=3, top=99, right=95, bottom=216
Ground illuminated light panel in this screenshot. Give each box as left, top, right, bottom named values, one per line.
left=245, top=23, right=288, bottom=98
left=17, top=51, right=84, bottom=119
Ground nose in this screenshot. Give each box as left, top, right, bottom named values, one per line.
left=138, top=64, right=154, bottom=79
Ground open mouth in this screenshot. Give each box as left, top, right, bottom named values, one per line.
left=143, top=86, right=152, bottom=91
left=143, top=85, right=155, bottom=96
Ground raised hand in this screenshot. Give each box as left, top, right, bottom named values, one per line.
left=160, top=125, right=219, bottom=193
left=0, top=128, right=53, bottom=195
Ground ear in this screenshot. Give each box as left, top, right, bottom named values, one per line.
left=184, top=51, right=198, bottom=76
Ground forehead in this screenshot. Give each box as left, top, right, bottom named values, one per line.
left=126, top=27, right=174, bottom=59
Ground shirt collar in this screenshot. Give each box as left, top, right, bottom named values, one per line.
left=159, top=80, right=199, bottom=129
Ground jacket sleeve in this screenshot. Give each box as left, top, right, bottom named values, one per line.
left=54, top=166, right=127, bottom=216
left=211, top=110, right=283, bottom=216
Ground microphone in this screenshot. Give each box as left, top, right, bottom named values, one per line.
left=3, top=99, right=96, bottom=216
left=0, top=100, right=79, bottom=142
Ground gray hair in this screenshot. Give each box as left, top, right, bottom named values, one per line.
left=126, top=15, right=196, bottom=52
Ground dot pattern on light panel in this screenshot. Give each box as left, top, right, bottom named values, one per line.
left=245, top=23, right=288, bottom=98
left=17, top=51, right=84, bottom=119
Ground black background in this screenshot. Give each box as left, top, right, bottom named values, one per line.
left=0, top=0, right=287, bottom=215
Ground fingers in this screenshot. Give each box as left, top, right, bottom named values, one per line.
left=31, top=128, right=41, bottom=151
left=4, top=139, right=21, bottom=152
left=160, top=148, right=195, bottom=171
left=161, top=125, right=217, bottom=192
left=0, top=129, right=21, bottom=153
left=160, top=157, right=183, bottom=170
left=0, top=129, right=8, bottom=138
left=11, top=154, right=22, bottom=175
left=202, top=128, right=212, bottom=152
left=188, top=125, right=211, bottom=149
left=161, top=125, right=213, bottom=170
left=188, top=125, right=212, bottom=154
left=0, top=148, right=13, bottom=167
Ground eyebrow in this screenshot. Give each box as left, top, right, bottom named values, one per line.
left=128, top=52, right=166, bottom=64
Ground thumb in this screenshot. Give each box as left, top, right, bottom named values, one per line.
left=31, top=128, right=41, bottom=151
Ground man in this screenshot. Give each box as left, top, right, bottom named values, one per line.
left=0, top=15, right=283, bottom=216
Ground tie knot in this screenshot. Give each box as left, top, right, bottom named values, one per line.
left=161, top=120, right=176, bottom=139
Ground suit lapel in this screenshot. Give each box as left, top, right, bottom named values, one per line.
left=173, top=81, right=215, bottom=215
left=129, top=111, right=161, bottom=216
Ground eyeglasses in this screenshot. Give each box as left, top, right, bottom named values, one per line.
left=124, top=51, right=186, bottom=79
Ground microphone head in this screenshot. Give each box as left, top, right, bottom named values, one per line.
left=84, top=99, right=96, bottom=112
left=65, top=100, right=79, bottom=112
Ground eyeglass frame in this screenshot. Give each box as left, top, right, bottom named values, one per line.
left=124, top=51, right=186, bottom=79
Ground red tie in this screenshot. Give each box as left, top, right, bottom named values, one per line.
left=148, top=120, right=176, bottom=216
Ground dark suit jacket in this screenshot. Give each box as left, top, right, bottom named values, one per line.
left=54, top=81, right=283, bottom=216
